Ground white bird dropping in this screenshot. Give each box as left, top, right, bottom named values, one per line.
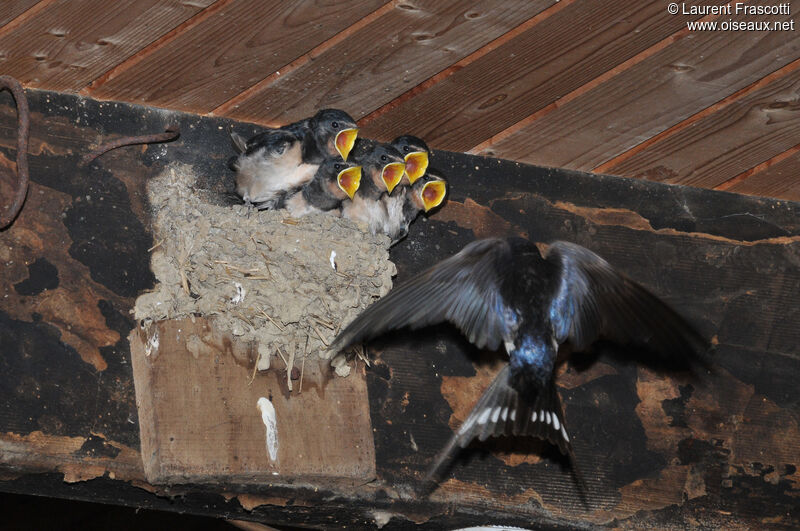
left=257, top=397, right=278, bottom=462
left=329, top=250, right=337, bottom=270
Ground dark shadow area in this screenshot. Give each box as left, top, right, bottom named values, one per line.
left=0, top=492, right=234, bottom=531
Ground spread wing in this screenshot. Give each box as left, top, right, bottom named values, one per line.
left=329, top=238, right=518, bottom=353
left=546, top=241, right=708, bottom=361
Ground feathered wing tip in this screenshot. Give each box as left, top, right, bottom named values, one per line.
left=420, top=366, right=587, bottom=502
left=230, top=132, right=248, bottom=154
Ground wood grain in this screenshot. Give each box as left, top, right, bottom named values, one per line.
left=130, top=317, right=376, bottom=486
left=728, top=151, right=800, bottom=202
left=603, top=66, right=800, bottom=189
left=0, top=0, right=40, bottom=27
left=86, top=0, right=388, bottom=114
left=358, top=0, right=695, bottom=148
left=479, top=9, right=800, bottom=172
left=1, top=88, right=798, bottom=529
left=221, top=0, right=553, bottom=124
left=0, top=0, right=214, bottom=91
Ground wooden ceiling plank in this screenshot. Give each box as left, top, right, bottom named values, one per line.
left=726, top=150, right=800, bottom=202
left=0, top=0, right=215, bottom=92
left=602, top=62, right=800, bottom=190
left=218, top=0, right=554, bottom=124
left=480, top=10, right=800, bottom=173
left=85, top=0, right=388, bottom=114
left=357, top=0, right=697, bottom=148
left=0, top=0, right=44, bottom=28
left=604, top=59, right=800, bottom=188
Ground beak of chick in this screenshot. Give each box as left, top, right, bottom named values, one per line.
left=403, top=151, right=429, bottom=184
left=381, top=162, right=405, bottom=194
left=335, top=128, right=359, bottom=161
left=420, top=180, right=446, bottom=212
left=337, top=166, right=362, bottom=200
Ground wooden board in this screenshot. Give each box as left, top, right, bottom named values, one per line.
left=358, top=0, right=697, bottom=148
left=479, top=9, right=800, bottom=170
left=221, top=0, right=553, bottom=123
left=728, top=151, right=800, bottom=201
left=0, top=0, right=39, bottom=27
left=129, top=317, right=375, bottom=486
left=85, top=0, right=387, bottom=114
left=0, top=0, right=213, bottom=91
left=0, top=88, right=798, bottom=529
left=602, top=64, right=800, bottom=189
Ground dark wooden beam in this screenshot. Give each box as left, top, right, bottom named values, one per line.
left=0, top=88, right=798, bottom=529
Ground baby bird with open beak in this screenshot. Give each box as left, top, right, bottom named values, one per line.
left=341, top=143, right=405, bottom=233
left=282, top=159, right=362, bottom=218
left=230, top=109, right=359, bottom=210
left=381, top=169, right=447, bottom=244
left=391, top=135, right=430, bottom=186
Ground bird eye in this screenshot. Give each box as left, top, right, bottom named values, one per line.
left=332, top=121, right=339, bottom=129
left=334, top=163, right=341, bottom=170
left=380, top=154, right=388, bottom=162
left=403, top=146, right=410, bottom=153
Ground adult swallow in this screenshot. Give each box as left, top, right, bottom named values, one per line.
left=381, top=169, right=447, bottom=243
left=231, top=109, right=358, bottom=209
left=341, top=143, right=405, bottom=232
left=328, top=237, right=707, bottom=490
left=282, top=159, right=362, bottom=217
left=391, top=135, right=430, bottom=185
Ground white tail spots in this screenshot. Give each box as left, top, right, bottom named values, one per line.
left=257, top=397, right=278, bottom=461
left=510, top=409, right=516, bottom=421
left=545, top=411, right=552, bottom=425
left=531, top=411, right=537, bottom=422
left=477, top=407, right=492, bottom=425
left=500, top=407, right=509, bottom=422
left=561, top=425, right=570, bottom=442
left=504, top=340, right=515, bottom=354
left=552, top=414, right=560, bottom=431
left=490, top=406, right=501, bottom=424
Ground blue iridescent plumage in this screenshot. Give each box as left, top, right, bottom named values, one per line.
left=329, top=237, right=708, bottom=495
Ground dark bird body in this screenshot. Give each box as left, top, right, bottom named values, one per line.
left=231, top=109, right=358, bottom=209
left=282, top=159, right=361, bottom=217
left=329, top=237, right=707, bottom=489
left=342, top=143, right=405, bottom=233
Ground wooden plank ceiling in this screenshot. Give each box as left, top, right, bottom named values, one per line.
left=1, top=0, right=798, bottom=202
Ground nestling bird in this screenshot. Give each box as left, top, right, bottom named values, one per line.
left=282, top=159, right=362, bottom=217
left=328, top=237, right=707, bottom=490
left=391, top=135, right=430, bottom=185
left=230, top=109, right=358, bottom=209
left=342, top=143, right=405, bottom=233
left=380, top=168, right=447, bottom=244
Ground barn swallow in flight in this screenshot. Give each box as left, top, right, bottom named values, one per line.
left=381, top=169, right=447, bottom=243
left=391, top=135, right=430, bottom=185
left=230, top=109, right=358, bottom=209
left=328, top=237, right=707, bottom=492
left=282, top=159, right=362, bottom=217
left=341, top=143, right=405, bottom=232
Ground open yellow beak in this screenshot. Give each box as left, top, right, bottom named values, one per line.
left=404, top=151, right=429, bottom=184
left=420, top=180, right=446, bottom=211
left=337, top=166, right=362, bottom=199
left=335, top=128, right=358, bottom=161
left=381, top=162, right=405, bottom=194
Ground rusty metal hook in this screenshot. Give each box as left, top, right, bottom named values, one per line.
left=0, top=75, right=30, bottom=230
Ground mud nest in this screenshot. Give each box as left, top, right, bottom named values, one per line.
left=134, top=164, right=396, bottom=377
